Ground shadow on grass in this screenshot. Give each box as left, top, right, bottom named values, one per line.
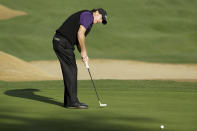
left=0, top=113, right=165, bottom=131
left=4, top=89, right=63, bottom=107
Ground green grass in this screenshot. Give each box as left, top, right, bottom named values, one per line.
left=0, top=0, right=197, bottom=63
left=0, top=80, right=197, bottom=131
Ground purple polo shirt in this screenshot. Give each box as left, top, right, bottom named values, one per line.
left=80, top=11, right=93, bottom=29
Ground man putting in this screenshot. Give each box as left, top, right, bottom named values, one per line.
left=52, top=8, right=107, bottom=109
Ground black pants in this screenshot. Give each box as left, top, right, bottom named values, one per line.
left=52, top=34, right=79, bottom=106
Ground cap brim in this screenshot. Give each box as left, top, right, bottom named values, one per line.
left=102, top=20, right=107, bottom=25
left=102, top=15, right=107, bottom=25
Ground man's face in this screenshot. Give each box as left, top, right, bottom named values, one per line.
left=93, top=11, right=103, bottom=24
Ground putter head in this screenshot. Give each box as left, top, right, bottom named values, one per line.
left=100, top=103, right=107, bottom=107
left=99, top=101, right=107, bottom=107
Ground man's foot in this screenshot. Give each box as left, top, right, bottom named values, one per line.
left=79, top=102, right=88, bottom=106
left=66, top=102, right=88, bottom=109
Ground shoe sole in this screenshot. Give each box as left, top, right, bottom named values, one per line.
left=66, top=106, right=88, bottom=109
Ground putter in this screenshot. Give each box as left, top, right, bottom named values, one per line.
left=85, top=61, right=107, bottom=107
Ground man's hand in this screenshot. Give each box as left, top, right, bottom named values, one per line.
left=81, top=51, right=89, bottom=63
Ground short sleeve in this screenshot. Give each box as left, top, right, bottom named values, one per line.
left=80, top=12, right=93, bottom=29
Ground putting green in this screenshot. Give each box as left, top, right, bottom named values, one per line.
left=0, top=80, right=197, bottom=131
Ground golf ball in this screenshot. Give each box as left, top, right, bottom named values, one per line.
left=160, top=125, right=164, bottom=129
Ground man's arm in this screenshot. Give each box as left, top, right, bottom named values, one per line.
left=78, top=25, right=88, bottom=63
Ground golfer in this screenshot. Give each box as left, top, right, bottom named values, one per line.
left=52, top=8, right=107, bottom=109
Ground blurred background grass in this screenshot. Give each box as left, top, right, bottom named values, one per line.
left=0, top=0, right=197, bottom=63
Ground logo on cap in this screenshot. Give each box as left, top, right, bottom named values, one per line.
left=105, top=15, right=107, bottom=19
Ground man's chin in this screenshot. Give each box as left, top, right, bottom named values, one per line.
left=93, top=21, right=98, bottom=24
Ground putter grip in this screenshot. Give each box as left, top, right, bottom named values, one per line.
left=85, top=61, right=89, bottom=69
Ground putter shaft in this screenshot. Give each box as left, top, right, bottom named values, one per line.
left=87, top=68, right=101, bottom=102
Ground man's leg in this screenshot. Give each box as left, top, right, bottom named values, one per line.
left=55, top=48, right=79, bottom=107
left=53, top=36, right=87, bottom=108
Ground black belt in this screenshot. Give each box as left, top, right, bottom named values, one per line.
left=53, top=33, right=74, bottom=50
